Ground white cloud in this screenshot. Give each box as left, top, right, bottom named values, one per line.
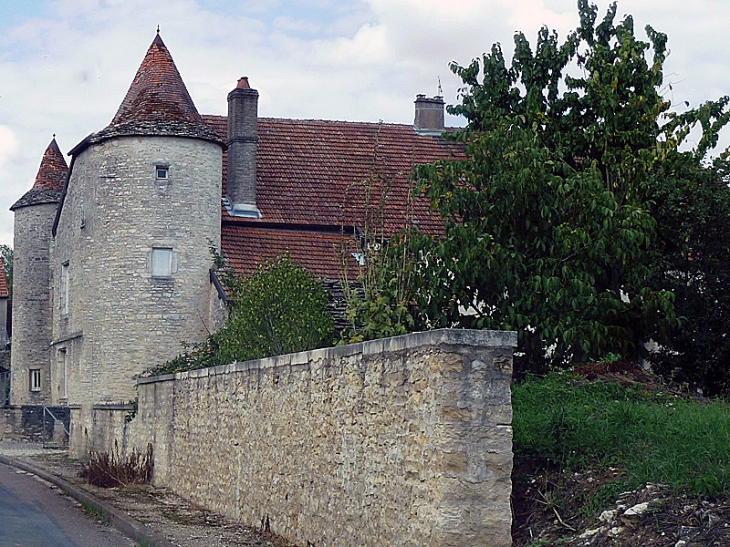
left=0, top=0, right=729, bottom=248
left=0, top=126, right=19, bottom=167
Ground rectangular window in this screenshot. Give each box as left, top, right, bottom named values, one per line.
left=156, top=166, right=169, bottom=180
left=151, top=248, right=173, bottom=278
left=60, top=262, right=69, bottom=315
left=58, top=348, right=68, bottom=400
left=30, top=369, right=41, bottom=392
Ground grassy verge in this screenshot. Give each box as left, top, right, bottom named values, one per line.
left=80, top=500, right=111, bottom=525
left=513, top=372, right=730, bottom=499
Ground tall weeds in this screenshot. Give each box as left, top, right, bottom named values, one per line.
left=80, top=441, right=153, bottom=488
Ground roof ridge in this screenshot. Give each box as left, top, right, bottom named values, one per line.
left=202, top=113, right=412, bottom=127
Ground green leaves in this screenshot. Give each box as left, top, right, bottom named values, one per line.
left=151, top=255, right=334, bottom=375
left=341, top=229, right=421, bottom=344
left=411, top=1, right=710, bottom=373
left=217, top=255, right=334, bottom=364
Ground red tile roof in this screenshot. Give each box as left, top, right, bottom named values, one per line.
left=210, top=116, right=461, bottom=280
left=33, top=137, right=67, bottom=191
left=205, top=116, right=459, bottom=235
left=222, top=224, right=361, bottom=279
left=0, top=258, right=8, bottom=299
left=11, top=137, right=66, bottom=210
left=73, top=33, right=222, bottom=152
left=112, top=33, right=204, bottom=126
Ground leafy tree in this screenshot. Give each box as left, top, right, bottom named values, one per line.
left=410, top=1, right=730, bottom=375
left=0, top=245, right=12, bottom=297
left=150, top=254, right=334, bottom=375
left=647, top=158, right=730, bottom=395
left=338, top=126, right=423, bottom=343
left=340, top=229, right=420, bottom=343
left=216, top=255, right=334, bottom=364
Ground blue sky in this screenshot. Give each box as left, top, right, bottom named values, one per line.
left=1, top=0, right=730, bottom=246
left=0, top=0, right=46, bottom=25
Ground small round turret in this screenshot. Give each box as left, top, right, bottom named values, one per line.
left=10, top=137, right=67, bottom=405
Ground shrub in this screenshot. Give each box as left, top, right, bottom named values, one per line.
left=79, top=442, right=153, bottom=488
left=149, top=255, right=334, bottom=375
left=216, top=255, right=334, bottom=363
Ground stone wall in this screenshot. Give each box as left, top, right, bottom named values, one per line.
left=122, top=329, right=515, bottom=547
left=0, top=405, right=70, bottom=443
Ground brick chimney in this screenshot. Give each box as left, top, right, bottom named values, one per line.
left=226, top=77, right=261, bottom=218
left=414, top=94, right=445, bottom=135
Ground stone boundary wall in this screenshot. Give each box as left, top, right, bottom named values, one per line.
left=0, top=405, right=71, bottom=443
left=127, top=329, right=516, bottom=547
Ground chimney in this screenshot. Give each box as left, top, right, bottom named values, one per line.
left=226, top=77, right=261, bottom=218
left=413, top=94, right=445, bottom=135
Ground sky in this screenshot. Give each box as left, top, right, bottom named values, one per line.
left=1, top=0, right=729, bottom=246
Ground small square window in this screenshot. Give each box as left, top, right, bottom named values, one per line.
left=30, top=369, right=41, bottom=392
left=151, top=248, right=173, bottom=277
left=156, top=166, right=169, bottom=180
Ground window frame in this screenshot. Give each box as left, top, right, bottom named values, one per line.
left=58, top=348, right=68, bottom=400
left=156, top=165, right=169, bottom=180
left=151, top=247, right=174, bottom=278
left=30, top=369, right=41, bottom=392
left=60, top=262, right=70, bottom=315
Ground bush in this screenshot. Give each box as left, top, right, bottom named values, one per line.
left=216, top=255, right=334, bottom=363
left=149, top=255, right=334, bottom=375
left=79, top=442, right=153, bottom=488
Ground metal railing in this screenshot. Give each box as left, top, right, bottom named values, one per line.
left=43, top=406, right=70, bottom=438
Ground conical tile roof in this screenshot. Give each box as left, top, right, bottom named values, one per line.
left=33, top=137, right=68, bottom=190
left=111, top=32, right=204, bottom=126
left=76, top=32, right=223, bottom=152
left=11, top=137, right=67, bottom=210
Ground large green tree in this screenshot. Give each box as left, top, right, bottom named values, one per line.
left=410, top=1, right=730, bottom=376
left=646, top=151, right=730, bottom=395
left=216, top=255, right=334, bottom=364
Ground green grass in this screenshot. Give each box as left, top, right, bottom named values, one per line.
left=80, top=500, right=111, bottom=525
left=513, top=372, right=730, bottom=498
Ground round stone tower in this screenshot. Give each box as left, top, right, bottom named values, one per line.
left=51, top=32, right=224, bottom=408
left=10, top=137, right=68, bottom=405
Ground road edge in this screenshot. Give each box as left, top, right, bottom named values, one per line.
left=0, top=454, right=177, bottom=547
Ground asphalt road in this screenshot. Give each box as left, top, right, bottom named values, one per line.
left=0, top=462, right=135, bottom=547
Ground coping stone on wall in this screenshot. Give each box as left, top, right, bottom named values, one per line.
left=137, top=328, right=518, bottom=386
left=91, top=404, right=136, bottom=411
left=367, top=328, right=517, bottom=355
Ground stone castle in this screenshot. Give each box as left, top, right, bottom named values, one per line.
left=9, top=32, right=456, bottom=434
